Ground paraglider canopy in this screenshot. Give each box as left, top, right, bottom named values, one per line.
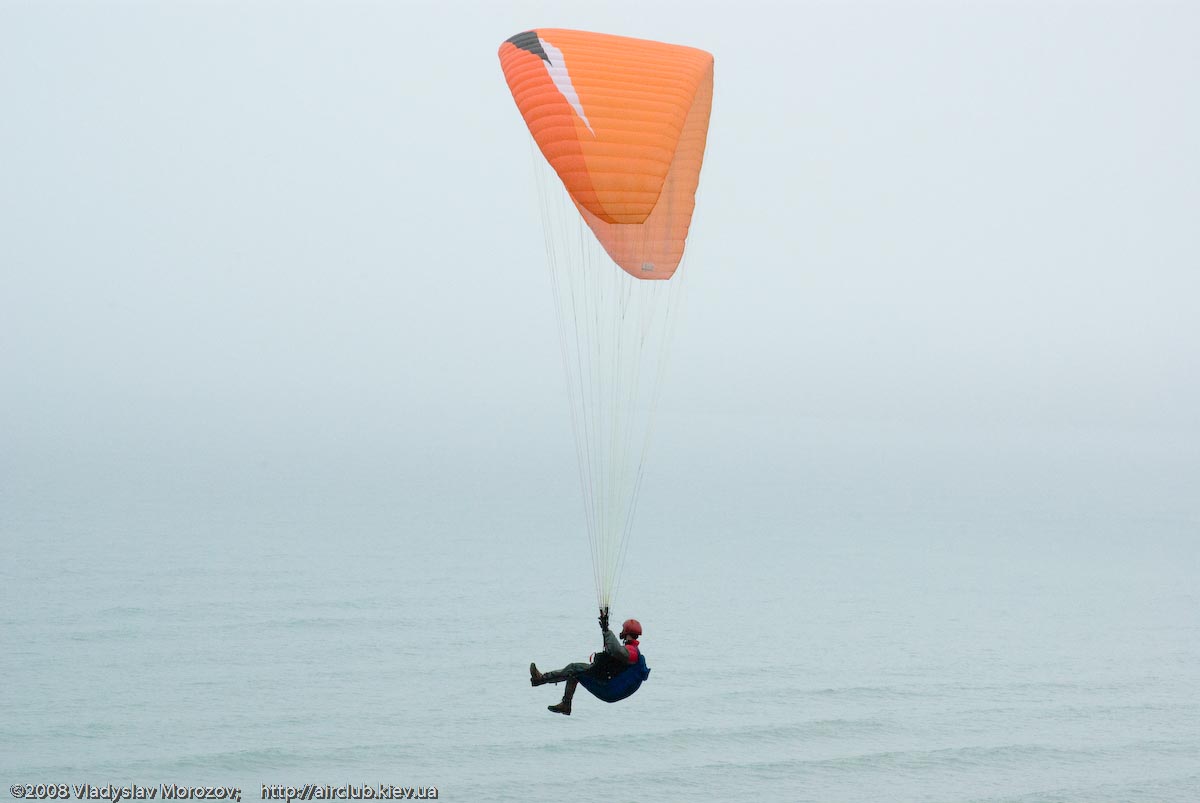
left=499, top=29, right=714, bottom=280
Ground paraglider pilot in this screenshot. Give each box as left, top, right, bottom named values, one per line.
left=530, top=609, right=647, bottom=716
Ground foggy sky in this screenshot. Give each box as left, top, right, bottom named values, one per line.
left=3, top=0, right=1198, bottom=475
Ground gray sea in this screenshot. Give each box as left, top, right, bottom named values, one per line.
left=3, top=417, right=1197, bottom=802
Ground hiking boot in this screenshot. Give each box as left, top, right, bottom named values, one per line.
left=547, top=700, right=572, bottom=716
left=530, top=663, right=547, bottom=686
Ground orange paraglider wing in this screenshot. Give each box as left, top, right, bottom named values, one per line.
left=498, top=29, right=714, bottom=279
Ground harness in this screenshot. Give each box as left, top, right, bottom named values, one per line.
left=578, top=652, right=651, bottom=703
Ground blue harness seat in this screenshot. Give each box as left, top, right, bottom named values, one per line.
left=577, top=653, right=651, bottom=703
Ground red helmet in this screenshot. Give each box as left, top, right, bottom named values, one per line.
left=620, top=618, right=642, bottom=638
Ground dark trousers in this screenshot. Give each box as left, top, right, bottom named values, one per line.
left=540, top=662, right=592, bottom=684
left=541, top=662, right=589, bottom=702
